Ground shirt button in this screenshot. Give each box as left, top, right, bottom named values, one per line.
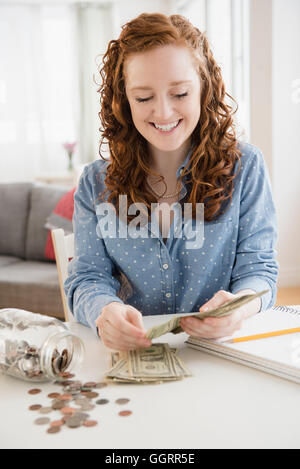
left=165, top=293, right=171, bottom=298
left=162, top=263, right=169, bottom=270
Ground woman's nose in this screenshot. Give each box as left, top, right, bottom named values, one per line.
left=152, top=96, right=174, bottom=122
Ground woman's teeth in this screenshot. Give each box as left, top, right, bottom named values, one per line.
left=153, top=120, right=180, bottom=132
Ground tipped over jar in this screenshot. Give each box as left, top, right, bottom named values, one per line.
left=0, top=308, right=84, bottom=382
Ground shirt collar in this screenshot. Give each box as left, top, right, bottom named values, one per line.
left=176, top=145, right=193, bottom=179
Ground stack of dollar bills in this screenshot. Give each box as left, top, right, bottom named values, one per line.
left=105, top=343, right=192, bottom=384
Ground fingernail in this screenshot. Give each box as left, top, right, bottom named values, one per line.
left=201, top=306, right=209, bottom=312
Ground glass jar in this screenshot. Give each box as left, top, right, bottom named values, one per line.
left=0, top=308, right=84, bottom=382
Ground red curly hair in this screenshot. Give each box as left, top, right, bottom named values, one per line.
left=97, top=13, right=241, bottom=222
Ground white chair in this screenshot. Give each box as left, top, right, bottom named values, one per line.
left=51, top=228, right=75, bottom=322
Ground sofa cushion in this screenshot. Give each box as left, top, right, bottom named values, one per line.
left=0, top=260, right=64, bottom=319
left=0, top=182, right=32, bottom=258
left=44, top=186, right=76, bottom=260
left=25, top=184, right=69, bottom=262
left=0, top=255, right=22, bottom=268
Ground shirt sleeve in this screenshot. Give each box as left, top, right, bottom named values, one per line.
left=229, top=148, right=279, bottom=311
left=64, top=164, right=123, bottom=334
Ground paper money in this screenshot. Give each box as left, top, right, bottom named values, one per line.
left=106, top=343, right=192, bottom=384
left=146, top=290, right=269, bottom=340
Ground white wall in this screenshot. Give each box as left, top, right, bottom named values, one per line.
left=272, top=0, right=300, bottom=287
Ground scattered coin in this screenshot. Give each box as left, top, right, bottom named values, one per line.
left=47, top=426, right=61, bottom=434
left=58, top=372, right=75, bottom=379
left=51, top=400, right=66, bottom=410
left=83, top=382, right=97, bottom=388
left=34, top=417, right=50, bottom=425
left=115, top=398, right=130, bottom=405
left=65, top=415, right=82, bottom=428
left=77, top=402, right=95, bottom=411
left=118, top=410, right=132, bottom=417
left=28, top=388, right=41, bottom=395
left=38, top=407, right=53, bottom=414
left=48, top=392, right=60, bottom=399
left=95, top=382, right=107, bottom=389
left=50, top=419, right=64, bottom=427
left=58, top=394, right=73, bottom=401
left=28, top=404, right=42, bottom=411
left=73, top=412, right=90, bottom=421
left=96, top=399, right=109, bottom=405
left=61, top=407, right=76, bottom=416
left=83, top=420, right=98, bottom=427
left=80, top=391, right=99, bottom=399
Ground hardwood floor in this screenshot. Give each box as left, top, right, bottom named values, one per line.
left=275, top=287, right=300, bottom=306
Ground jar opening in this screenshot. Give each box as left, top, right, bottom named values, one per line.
left=40, top=331, right=84, bottom=380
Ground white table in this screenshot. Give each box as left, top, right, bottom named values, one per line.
left=0, top=315, right=299, bottom=449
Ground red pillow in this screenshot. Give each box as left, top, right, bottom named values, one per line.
left=44, top=187, right=76, bottom=260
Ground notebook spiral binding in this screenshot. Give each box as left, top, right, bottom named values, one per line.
left=273, top=305, right=300, bottom=315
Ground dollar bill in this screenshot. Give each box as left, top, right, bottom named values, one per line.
left=106, top=343, right=192, bottom=384
left=146, top=289, right=269, bottom=340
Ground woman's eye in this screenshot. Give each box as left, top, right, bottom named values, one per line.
left=175, top=92, right=188, bottom=99
left=136, top=93, right=188, bottom=103
left=135, top=97, right=152, bottom=103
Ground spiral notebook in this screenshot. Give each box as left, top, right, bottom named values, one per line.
left=186, top=305, right=300, bottom=384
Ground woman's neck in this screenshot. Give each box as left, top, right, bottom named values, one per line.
left=148, top=139, right=191, bottom=178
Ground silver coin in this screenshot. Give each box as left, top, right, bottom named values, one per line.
left=38, top=407, right=53, bottom=414
left=34, top=417, right=50, bottom=425
left=115, top=398, right=130, bottom=405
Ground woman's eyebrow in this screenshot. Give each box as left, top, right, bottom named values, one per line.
left=130, top=80, right=193, bottom=92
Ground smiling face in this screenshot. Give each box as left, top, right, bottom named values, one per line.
left=124, top=44, right=201, bottom=155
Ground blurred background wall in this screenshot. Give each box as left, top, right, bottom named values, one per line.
left=0, top=0, right=299, bottom=289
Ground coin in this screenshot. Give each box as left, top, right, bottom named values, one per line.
left=95, top=382, right=107, bottom=389
left=28, top=388, right=41, bottom=395
left=96, top=399, right=109, bottom=405
left=58, top=393, right=72, bottom=401
left=50, top=419, right=64, bottom=427
left=28, top=404, right=42, bottom=411
left=51, top=400, right=66, bottom=410
left=47, top=426, right=61, bottom=434
left=61, top=407, right=76, bottom=415
left=73, top=412, right=90, bottom=421
left=77, top=402, right=95, bottom=411
left=73, top=397, right=89, bottom=405
left=115, top=398, right=130, bottom=405
left=38, top=407, right=53, bottom=414
left=118, top=410, right=132, bottom=417
left=83, top=420, right=98, bottom=427
left=58, top=371, right=75, bottom=379
left=34, top=417, right=50, bottom=425
left=65, top=415, right=82, bottom=428
left=48, top=392, right=60, bottom=399
left=83, top=381, right=97, bottom=388
left=80, top=391, right=99, bottom=399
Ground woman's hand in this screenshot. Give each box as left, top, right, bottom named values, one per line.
left=180, top=290, right=249, bottom=340
left=96, top=302, right=152, bottom=351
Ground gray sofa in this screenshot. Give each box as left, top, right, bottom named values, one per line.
left=0, top=182, right=72, bottom=320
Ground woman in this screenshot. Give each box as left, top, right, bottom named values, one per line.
left=64, top=13, right=278, bottom=351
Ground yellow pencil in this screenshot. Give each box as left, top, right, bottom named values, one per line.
left=224, top=327, right=300, bottom=343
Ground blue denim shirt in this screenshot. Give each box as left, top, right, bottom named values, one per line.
left=64, top=142, right=279, bottom=334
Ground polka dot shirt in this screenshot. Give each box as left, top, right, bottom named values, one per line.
left=64, top=142, right=279, bottom=334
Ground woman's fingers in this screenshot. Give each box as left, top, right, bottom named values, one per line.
left=180, top=289, right=245, bottom=339
left=102, top=318, right=151, bottom=349
left=199, top=289, right=236, bottom=313
left=97, top=303, right=151, bottom=351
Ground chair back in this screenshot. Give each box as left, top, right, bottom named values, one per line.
left=51, top=228, right=75, bottom=322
